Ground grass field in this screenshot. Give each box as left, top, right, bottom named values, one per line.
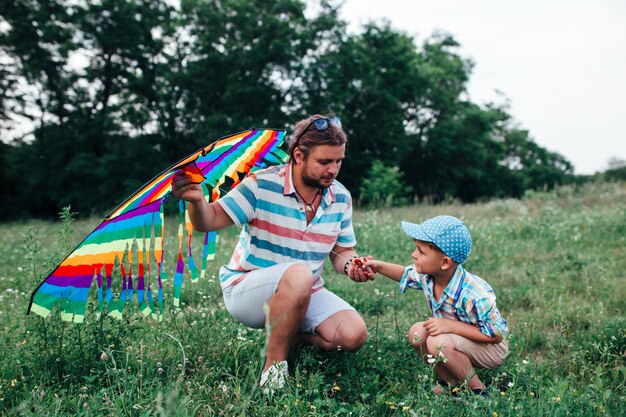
left=0, top=182, right=624, bottom=416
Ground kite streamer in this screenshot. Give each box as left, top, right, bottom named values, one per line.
left=28, top=129, right=287, bottom=323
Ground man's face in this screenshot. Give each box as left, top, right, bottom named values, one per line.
left=298, top=144, right=346, bottom=189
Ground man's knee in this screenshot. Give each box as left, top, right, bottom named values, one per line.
left=278, top=263, right=314, bottom=299
left=335, top=318, right=368, bottom=352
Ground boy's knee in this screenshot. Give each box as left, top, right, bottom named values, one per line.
left=408, top=322, right=428, bottom=347
left=426, top=334, right=455, bottom=355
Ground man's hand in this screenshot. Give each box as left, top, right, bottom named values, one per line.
left=172, top=170, right=205, bottom=204
left=347, top=256, right=376, bottom=282
left=423, top=317, right=455, bottom=336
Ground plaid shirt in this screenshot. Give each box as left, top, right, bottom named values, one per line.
left=217, top=163, right=356, bottom=290
left=400, top=264, right=508, bottom=338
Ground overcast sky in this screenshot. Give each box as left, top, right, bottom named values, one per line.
left=340, top=0, right=626, bottom=174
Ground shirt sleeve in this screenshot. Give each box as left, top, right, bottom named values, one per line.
left=335, top=196, right=357, bottom=248
left=399, top=265, right=423, bottom=293
left=466, top=295, right=508, bottom=338
left=216, top=175, right=258, bottom=227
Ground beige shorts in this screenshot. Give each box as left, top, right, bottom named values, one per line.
left=449, top=334, right=509, bottom=369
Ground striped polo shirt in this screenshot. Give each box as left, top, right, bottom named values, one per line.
left=216, top=163, right=357, bottom=290
left=400, top=264, right=508, bottom=338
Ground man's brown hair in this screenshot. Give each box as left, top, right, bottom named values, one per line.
left=288, top=114, right=347, bottom=161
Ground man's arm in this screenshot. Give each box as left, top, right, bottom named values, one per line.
left=172, top=171, right=234, bottom=232
left=329, top=246, right=375, bottom=282
left=187, top=199, right=235, bottom=232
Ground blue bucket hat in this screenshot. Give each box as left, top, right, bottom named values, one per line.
left=401, top=215, right=472, bottom=264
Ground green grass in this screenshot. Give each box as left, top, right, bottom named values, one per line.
left=0, top=182, right=624, bottom=416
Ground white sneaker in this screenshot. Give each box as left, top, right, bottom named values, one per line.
left=259, top=361, right=288, bottom=394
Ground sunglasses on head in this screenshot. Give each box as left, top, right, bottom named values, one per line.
left=293, top=116, right=342, bottom=144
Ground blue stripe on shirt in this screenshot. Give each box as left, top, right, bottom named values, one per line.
left=237, top=182, right=257, bottom=208
left=256, top=199, right=302, bottom=219
left=256, top=178, right=284, bottom=194
left=333, top=193, right=351, bottom=204
left=221, top=197, right=250, bottom=225
left=318, top=212, right=344, bottom=223
left=250, top=236, right=329, bottom=261
left=337, top=233, right=356, bottom=244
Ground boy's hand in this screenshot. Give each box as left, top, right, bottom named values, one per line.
left=360, top=259, right=381, bottom=274
left=423, top=318, right=455, bottom=336
left=353, top=257, right=377, bottom=274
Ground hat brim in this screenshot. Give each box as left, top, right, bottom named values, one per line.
left=401, top=221, right=433, bottom=243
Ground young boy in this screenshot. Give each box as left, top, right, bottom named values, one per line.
left=362, top=215, right=508, bottom=395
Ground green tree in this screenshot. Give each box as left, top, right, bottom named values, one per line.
left=0, top=0, right=76, bottom=132
left=298, top=22, right=427, bottom=194
left=178, top=0, right=345, bottom=145
left=1, top=0, right=179, bottom=218
left=0, top=1, right=577, bottom=219
left=0, top=141, right=20, bottom=219
left=403, top=103, right=517, bottom=202
left=601, top=158, right=626, bottom=182
left=500, top=122, right=574, bottom=192
left=358, top=160, right=413, bottom=207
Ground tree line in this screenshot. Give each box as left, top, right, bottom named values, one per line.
left=1, top=0, right=576, bottom=220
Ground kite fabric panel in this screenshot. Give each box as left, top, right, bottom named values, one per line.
left=28, top=129, right=287, bottom=323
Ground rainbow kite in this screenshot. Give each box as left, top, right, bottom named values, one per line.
left=28, top=129, right=287, bottom=323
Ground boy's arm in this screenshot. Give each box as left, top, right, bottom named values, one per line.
left=362, top=260, right=405, bottom=282
left=424, top=318, right=503, bottom=344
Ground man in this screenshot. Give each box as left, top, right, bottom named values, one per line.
left=172, top=114, right=375, bottom=392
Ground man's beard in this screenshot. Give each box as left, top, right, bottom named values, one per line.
left=302, top=170, right=333, bottom=189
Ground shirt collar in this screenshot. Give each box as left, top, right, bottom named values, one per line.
left=442, top=264, right=466, bottom=298
left=283, top=163, right=295, bottom=196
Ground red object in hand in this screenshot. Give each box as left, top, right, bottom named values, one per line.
left=352, top=257, right=376, bottom=273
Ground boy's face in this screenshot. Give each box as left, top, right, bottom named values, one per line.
left=411, top=240, right=446, bottom=275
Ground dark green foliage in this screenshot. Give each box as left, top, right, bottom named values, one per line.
left=0, top=0, right=582, bottom=220
left=358, top=160, right=413, bottom=207
left=602, top=165, right=626, bottom=182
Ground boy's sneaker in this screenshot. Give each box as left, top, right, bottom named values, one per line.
left=259, top=361, right=288, bottom=394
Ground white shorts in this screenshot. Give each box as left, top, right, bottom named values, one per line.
left=221, top=262, right=355, bottom=334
